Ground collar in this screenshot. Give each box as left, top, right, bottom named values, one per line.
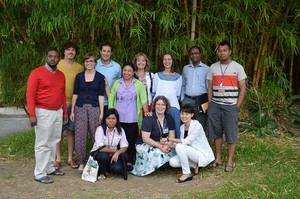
left=98, top=59, right=112, bottom=67
left=189, top=61, right=204, bottom=68
left=106, top=127, right=117, bottom=134
left=45, top=64, right=57, bottom=73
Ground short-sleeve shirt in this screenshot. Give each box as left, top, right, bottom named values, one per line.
left=115, top=78, right=138, bottom=123
left=91, top=126, right=128, bottom=152
left=207, top=60, right=247, bottom=105
left=136, top=113, right=175, bottom=144
left=95, top=59, right=121, bottom=106
left=57, top=60, right=84, bottom=105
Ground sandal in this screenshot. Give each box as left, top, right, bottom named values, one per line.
left=209, top=161, right=222, bottom=169
left=53, top=161, right=61, bottom=169
left=224, top=164, right=234, bottom=172
left=35, top=176, right=54, bottom=184
left=98, top=174, right=106, bottom=181
left=49, top=169, right=65, bottom=176
left=68, top=160, right=79, bottom=169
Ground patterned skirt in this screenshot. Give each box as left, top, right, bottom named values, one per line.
left=131, top=143, right=176, bottom=176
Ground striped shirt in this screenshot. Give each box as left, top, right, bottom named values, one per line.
left=207, top=61, right=247, bottom=105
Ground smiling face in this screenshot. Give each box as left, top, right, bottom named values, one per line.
left=163, top=54, right=173, bottom=70
left=46, top=50, right=60, bottom=68
left=122, top=65, right=134, bottom=80
left=136, top=55, right=146, bottom=70
left=180, top=111, right=194, bottom=124
left=100, top=45, right=112, bottom=62
left=155, top=99, right=167, bottom=115
left=84, top=56, right=96, bottom=70
left=64, top=47, right=76, bottom=60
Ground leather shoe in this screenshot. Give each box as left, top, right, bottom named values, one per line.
left=176, top=174, right=193, bottom=183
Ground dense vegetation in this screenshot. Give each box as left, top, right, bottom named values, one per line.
left=1, top=0, right=299, bottom=133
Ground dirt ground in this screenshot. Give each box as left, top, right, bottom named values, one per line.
left=0, top=158, right=223, bottom=199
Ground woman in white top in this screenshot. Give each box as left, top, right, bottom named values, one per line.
left=167, top=105, right=215, bottom=183
left=153, top=53, right=182, bottom=138
left=133, top=52, right=154, bottom=112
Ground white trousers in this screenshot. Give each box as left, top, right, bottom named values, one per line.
left=169, top=143, right=199, bottom=174
left=34, top=107, right=62, bottom=179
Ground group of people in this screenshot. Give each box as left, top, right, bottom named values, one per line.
left=26, top=41, right=247, bottom=184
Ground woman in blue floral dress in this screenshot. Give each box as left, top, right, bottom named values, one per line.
left=131, top=96, right=176, bottom=176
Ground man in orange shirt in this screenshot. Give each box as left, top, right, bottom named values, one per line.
left=26, top=49, right=68, bottom=184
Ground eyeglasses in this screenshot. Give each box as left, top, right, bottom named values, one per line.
left=156, top=103, right=166, bottom=107
left=85, top=60, right=95, bottom=63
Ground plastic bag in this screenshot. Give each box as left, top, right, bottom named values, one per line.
left=81, top=156, right=99, bottom=183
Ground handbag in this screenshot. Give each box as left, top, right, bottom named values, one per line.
left=81, top=155, right=99, bottom=183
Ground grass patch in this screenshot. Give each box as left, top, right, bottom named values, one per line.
left=0, top=129, right=35, bottom=159
left=178, top=134, right=300, bottom=198
left=0, top=130, right=299, bottom=198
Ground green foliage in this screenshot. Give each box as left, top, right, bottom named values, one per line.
left=241, top=80, right=289, bottom=136
left=0, top=0, right=299, bottom=108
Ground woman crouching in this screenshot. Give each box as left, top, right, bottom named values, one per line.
left=90, top=108, right=128, bottom=180
left=168, top=105, right=215, bottom=183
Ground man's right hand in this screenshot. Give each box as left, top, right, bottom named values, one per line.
left=29, top=116, right=37, bottom=127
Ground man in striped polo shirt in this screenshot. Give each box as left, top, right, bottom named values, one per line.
left=207, top=41, right=247, bottom=172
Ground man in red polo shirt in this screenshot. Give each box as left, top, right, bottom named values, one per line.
left=26, top=49, right=68, bottom=184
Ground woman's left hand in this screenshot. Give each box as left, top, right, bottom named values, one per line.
left=144, top=111, right=152, bottom=117
left=110, top=152, right=119, bottom=163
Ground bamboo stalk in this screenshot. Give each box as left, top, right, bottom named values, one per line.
left=183, top=0, right=190, bottom=36
left=190, top=0, right=197, bottom=41
left=198, top=0, right=204, bottom=39
left=256, top=39, right=268, bottom=87
left=253, top=34, right=264, bottom=85
left=289, top=54, right=294, bottom=96
left=0, top=0, right=6, bottom=9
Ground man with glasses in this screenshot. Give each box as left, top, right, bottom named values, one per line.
left=181, top=46, right=210, bottom=131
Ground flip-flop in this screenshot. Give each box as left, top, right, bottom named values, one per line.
left=224, top=164, right=234, bottom=172
left=53, top=161, right=61, bottom=169
left=209, top=161, right=222, bottom=169
left=48, top=169, right=65, bottom=176
left=34, top=176, right=54, bottom=184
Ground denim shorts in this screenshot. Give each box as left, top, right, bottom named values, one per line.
left=63, top=106, right=74, bottom=131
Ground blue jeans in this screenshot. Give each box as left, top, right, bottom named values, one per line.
left=169, top=107, right=181, bottom=138
left=92, top=152, right=123, bottom=176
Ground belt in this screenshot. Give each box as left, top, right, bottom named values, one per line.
left=184, top=94, right=199, bottom=100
